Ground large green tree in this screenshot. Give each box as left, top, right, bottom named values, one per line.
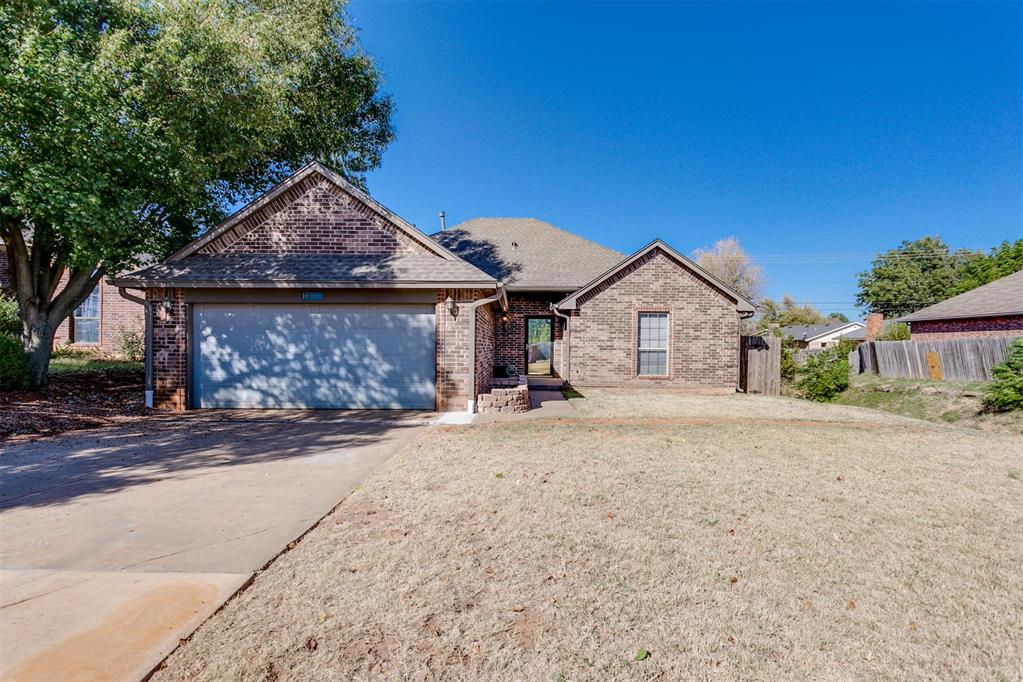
left=951, top=239, right=1023, bottom=295
left=856, top=236, right=980, bottom=317
left=857, top=236, right=1023, bottom=317
left=1, top=0, right=393, bottom=385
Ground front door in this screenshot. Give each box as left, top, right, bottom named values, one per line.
left=525, top=316, right=553, bottom=376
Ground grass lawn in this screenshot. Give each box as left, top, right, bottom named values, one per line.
left=834, top=373, right=1023, bottom=435
left=156, top=390, right=1023, bottom=681
left=48, top=357, right=142, bottom=374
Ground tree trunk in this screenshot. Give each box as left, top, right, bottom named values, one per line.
left=24, top=312, right=58, bottom=388
left=2, top=217, right=105, bottom=388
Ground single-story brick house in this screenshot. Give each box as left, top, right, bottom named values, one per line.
left=111, top=162, right=755, bottom=412
left=778, top=321, right=865, bottom=349
left=899, top=269, right=1023, bottom=340
left=0, top=251, right=143, bottom=354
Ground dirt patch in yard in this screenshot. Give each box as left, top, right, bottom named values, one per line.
left=155, top=392, right=1023, bottom=681
left=0, top=368, right=147, bottom=441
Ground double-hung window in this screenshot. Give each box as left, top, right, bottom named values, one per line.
left=637, top=312, right=669, bottom=376
left=73, top=286, right=101, bottom=344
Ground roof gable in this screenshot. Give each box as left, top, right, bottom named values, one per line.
left=556, top=239, right=756, bottom=313
left=432, top=218, right=624, bottom=290
left=899, top=269, right=1023, bottom=322
left=169, top=162, right=458, bottom=262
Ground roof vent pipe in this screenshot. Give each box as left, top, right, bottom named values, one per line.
left=439, top=211, right=446, bottom=230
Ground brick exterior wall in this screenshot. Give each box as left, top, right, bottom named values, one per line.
left=148, top=288, right=188, bottom=410
left=567, top=248, right=740, bottom=390
left=908, top=316, right=1023, bottom=340
left=198, top=175, right=436, bottom=257
left=0, top=248, right=9, bottom=291
left=475, top=303, right=496, bottom=397
left=493, top=294, right=565, bottom=377
left=53, top=279, right=144, bottom=353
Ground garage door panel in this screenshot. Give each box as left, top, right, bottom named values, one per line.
left=194, top=304, right=436, bottom=409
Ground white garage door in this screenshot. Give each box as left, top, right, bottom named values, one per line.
left=193, top=304, right=436, bottom=409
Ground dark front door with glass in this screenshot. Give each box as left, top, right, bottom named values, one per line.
left=525, top=316, right=553, bottom=376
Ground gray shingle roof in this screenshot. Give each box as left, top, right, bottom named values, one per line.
left=109, top=254, right=496, bottom=288
left=432, top=218, right=625, bottom=291
left=779, top=321, right=864, bottom=342
left=898, top=270, right=1023, bottom=322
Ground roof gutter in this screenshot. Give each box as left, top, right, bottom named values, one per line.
left=465, top=284, right=508, bottom=413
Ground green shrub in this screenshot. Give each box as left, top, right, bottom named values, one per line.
left=52, top=343, right=99, bottom=359
left=795, top=340, right=854, bottom=402
left=983, top=338, right=1023, bottom=412
left=779, top=336, right=797, bottom=382
left=878, top=322, right=911, bottom=341
left=0, top=293, right=20, bottom=337
left=117, top=326, right=144, bottom=362
left=0, top=333, right=29, bottom=390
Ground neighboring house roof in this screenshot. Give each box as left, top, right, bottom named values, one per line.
left=432, top=218, right=625, bottom=291
left=168, top=161, right=461, bottom=263
left=898, top=270, right=1023, bottom=322
left=109, top=254, right=496, bottom=289
left=555, top=239, right=757, bottom=313
left=779, top=321, right=865, bottom=342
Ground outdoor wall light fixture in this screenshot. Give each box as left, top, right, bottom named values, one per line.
left=445, top=296, right=457, bottom=315
left=501, top=312, right=510, bottom=323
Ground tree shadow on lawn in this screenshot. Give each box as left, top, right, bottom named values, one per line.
left=0, top=411, right=428, bottom=511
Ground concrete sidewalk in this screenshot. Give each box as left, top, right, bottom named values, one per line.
left=0, top=411, right=430, bottom=681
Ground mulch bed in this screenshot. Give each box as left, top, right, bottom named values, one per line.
left=0, top=369, right=149, bottom=441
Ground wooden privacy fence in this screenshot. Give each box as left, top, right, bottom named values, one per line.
left=853, top=336, right=1019, bottom=382
left=740, top=335, right=781, bottom=395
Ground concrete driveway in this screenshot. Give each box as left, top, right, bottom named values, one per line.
left=0, top=411, right=432, bottom=681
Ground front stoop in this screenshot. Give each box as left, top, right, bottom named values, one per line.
left=526, top=376, right=566, bottom=388
left=477, top=376, right=530, bottom=414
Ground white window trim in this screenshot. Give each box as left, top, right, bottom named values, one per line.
left=72, top=286, right=101, bottom=345
left=637, top=311, right=670, bottom=377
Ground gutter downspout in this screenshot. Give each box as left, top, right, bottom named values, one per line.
left=551, top=304, right=571, bottom=384
left=118, top=287, right=153, bottom=408
left=465, top=284, right=508, bottom=413
left=737, top=309, right=756, bottom=392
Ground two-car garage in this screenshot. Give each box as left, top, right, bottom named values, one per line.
left=192, top=303, right=437, bottom=409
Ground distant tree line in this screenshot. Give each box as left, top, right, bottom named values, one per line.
left=856, top=237, right=1023, bottom=317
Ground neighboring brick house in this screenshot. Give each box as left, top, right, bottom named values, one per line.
left=899, top=270, right=1023, bottom=340
left=0, top=250, right=143, bottom=353
left=111, top=161, right=755, bottom=412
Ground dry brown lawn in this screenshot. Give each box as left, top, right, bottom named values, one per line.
left=155, top=390, right=1023, bottom=681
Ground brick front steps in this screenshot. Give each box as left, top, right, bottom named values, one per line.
left=477, top=376, right=530, bottom=414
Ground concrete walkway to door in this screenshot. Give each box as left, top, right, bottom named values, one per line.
left=0, top=410, right=432, bottom=681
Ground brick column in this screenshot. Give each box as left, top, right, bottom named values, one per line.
left=146, top=288, right=188, bottom=410
left=865, top=313, right=884, bottom=342
left=435, top=289, right=477, bottom=411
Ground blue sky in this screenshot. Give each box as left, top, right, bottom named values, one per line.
left=347, top=0, right=1022, bottom=318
